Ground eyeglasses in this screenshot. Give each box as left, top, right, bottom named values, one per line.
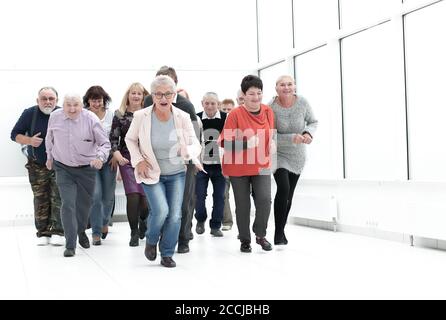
left=39, top=96, right=56, bottom=102
left=153, top=92, right=174, bottom=99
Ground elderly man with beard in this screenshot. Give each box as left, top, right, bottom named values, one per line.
left=11, top=87, right=65, bottom=246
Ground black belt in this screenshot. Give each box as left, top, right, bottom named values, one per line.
left=55, top=160, right=90, bottom=168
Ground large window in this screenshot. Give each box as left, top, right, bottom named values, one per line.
left=295, top=45, right=344, bottom=180
left=259, top=61, right=290, bottom=103
left=340, top=0, right=401, bottom=31
left=257, top=0, right=294, bottom=63
left=293, top=0, right=339, bottom=51
left=405, top=0, right=446, bottom=181
left=342, top=21, right=407, bottom=180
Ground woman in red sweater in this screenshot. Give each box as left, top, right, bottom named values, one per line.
left=220, top=75, right=275, bottom=253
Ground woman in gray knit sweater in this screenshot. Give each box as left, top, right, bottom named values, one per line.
left=269, top=75, right=318, bottom=245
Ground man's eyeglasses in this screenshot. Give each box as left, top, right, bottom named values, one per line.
left=153, top=92, right=174, bottom=99
left=39, top=96, right=56, bottom=102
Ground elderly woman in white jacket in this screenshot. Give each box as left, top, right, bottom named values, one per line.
left=125, top=75, right=202, bottom=268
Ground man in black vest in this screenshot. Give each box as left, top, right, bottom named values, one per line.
left=195, top=92, right=227, bottom=237
left=144, top=66, right=199, bottom=254
left=10, top=87, right=64, bottom=246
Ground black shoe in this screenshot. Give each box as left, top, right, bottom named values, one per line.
left=78, top=232, right=90, bottom=248
left=129, top=229, right=139, bottom=247
left=101, top=225, right=109, bottom=239
left=240, top=241, right=252, bottom=253
left=274, top=234, right=288, bottom=245
left=63, top=248, right=76, bottom=257
left=196, top=221, right=205, bottom=234
left=177, top=243, right=190, bottom=254
left=256, top=237, right=272, bottom=251
left=189, top=232, right=194, bottom=240
left=161, top=256, right=176, bottom=268
left=138, top=217, right=147, bottom=240
left=210, top=229, right=223, bottom=237
left=274, top=240, right=288, bottom=245
left=92, top=236, right=102, bottom=246
left=144, top=244, right=157, bottom=261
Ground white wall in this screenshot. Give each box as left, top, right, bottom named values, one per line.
left=295, top=179, right=446, bottom=242
left=1, top=0, right=257, bottom=177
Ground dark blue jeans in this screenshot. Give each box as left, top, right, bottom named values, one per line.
left=194, top=164, right=226, bottom=229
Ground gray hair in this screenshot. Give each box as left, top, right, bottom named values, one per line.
left=63, top=93, right=82, bottom=104
left=38, top=86, right=58, bottom=98
left=275, top=75, right=295, bottom=86
left=202, top=91, right=219, bottom=101
left=151, top=75, right=176, bottom=94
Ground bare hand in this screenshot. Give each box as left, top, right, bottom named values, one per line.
left=30, top=132, right=43, bottom=147
left=302, top=133, right=313, bottom=144
left=136, top=160, right=152, bottom=179
left=90, top=159, right=103, bottom=169
left=46, top=159, right=53, bottom=170
left=292, top=134, right=305, bottom=144
left=110, top=157, right=119, bottom=171
left=195, top=163, right=206, bottom=174
left=113, top=151, right=130, bottom=166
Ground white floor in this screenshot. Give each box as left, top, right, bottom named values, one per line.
left=1, top=221, right=446, bottom=300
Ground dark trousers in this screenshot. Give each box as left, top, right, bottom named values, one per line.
left=195, top=164, right=226, bottom=229
left=178, top=163, right=196, bottom=245
left=222, top=178, right=233, bottom=226
left=273, top=168, right=300, bottom=242
left=26, top=159, right=63, bottom=237
left=54, top=161, right=96, bottom=249
left=230, top=175, right=271, bottom=243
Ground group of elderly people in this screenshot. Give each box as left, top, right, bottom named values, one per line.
left=11, top=67, right=318, bottom=268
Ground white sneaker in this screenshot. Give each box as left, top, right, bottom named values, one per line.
left=222, top=225, right=232, bottom=231
left=50, top=235, right=65, bottom=246
left=37, top=237, right=50, bottom=246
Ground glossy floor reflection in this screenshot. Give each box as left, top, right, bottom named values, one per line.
left=1, top=221, right=446, bottom=300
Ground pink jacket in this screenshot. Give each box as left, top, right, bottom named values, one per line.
left=125, top=106, right=201, bottom=184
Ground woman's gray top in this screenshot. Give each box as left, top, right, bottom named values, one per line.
left=151, top=114, right=185, bottom=175
left=269, top=95, right=318, bottom=175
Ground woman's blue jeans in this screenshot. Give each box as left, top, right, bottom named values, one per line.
left=142, top=171, right=185, bottom=257
left=90, top=162, right=117, bottom=237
